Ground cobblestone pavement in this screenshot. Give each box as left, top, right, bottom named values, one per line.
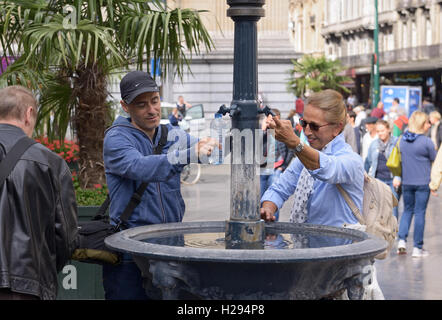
left=181, top=163, right=442, bottom=300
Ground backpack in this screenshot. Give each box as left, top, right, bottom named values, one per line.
left=337, top=173, right=398, bottom=260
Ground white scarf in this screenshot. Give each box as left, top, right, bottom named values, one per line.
left=290, top=167, right=315, bottom=223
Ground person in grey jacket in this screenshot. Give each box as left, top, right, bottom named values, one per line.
left=364, top=119, right=401, bottom=218
left=0, top=86, right=78, bottom=300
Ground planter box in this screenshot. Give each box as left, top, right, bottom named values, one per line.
left=57, top=206, right=105, bottom=300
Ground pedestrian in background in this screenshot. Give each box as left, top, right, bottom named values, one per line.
left=260, top=108, right=294, bottom=222
left=429, top=147, right=442, bottom=196
left=386, top=97, right=400, bottom=122
left=343, top=112, right=358, bottom=153
left=428, top=111, right=442, bottom=150
left=371, top=101, right=386, bottom=119
left=346, top=92, right=358, bottom=110
left=361, top=117, right=378, bottom=162
left=364, top=120, right=401, bottom=219
left=392, top=114, right=409, bottom=137
left=288, top=98, right=304, bottom=132
left=348, top=110, right=362, bottom=154
left=353, top=105, right=367, bottom=127
left=422, top=96, right=436, bottom=115
left=176, top=95, right=191, bottom=118
left=397, top=111, right=436, bottom=257
left=0, top=86, right=78, bottom=300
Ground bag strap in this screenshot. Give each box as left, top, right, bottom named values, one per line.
left=395, top=136, right=402, bottom=152
left=0, top=136, right=37, bottom=187
left=108, top=124, right=169, bottom=230
left=336, top=179, right=365, bottom=225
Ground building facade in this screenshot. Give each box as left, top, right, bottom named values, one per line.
left=288, top=0, right=325, bottom=57
left=162, top=0, right=300, bottom=115
left=321, top=0, right=442, bottom=107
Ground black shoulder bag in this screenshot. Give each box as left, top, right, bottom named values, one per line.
left=72, top=125, right=169, bottom=265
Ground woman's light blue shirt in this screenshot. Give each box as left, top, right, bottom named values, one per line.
left=261, top=133, right=364, bottom=227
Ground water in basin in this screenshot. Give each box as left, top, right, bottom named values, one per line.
left=140, top=230, right=360, bottom=250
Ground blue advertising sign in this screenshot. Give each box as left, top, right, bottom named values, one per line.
left=381, top=86, right=407, bottom=113
left=150, top=58, right=161, bottom=77
left=408, top=87, right=421, bottom=117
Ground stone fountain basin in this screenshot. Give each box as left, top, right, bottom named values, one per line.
left=105, top=221, right=387, bottom=300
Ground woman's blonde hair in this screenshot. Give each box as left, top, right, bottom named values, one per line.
left=306, top=89, right=347, bottom=130
left=408, top=111, right=429, bottom=134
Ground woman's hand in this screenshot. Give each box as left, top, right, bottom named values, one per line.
left=260, top=201, right=278, bottom=222
left=265, top=115, right=299, bottom=149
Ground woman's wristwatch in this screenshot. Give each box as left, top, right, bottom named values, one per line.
left=294, top=140, right=305, bottom=153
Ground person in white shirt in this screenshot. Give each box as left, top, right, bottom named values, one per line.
left=354, top=105, right=367, bottom=127
left=361, top=117, right=378, bottom=162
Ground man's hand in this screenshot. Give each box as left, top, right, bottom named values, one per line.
left=196, top=137, right=218, bottom=159
left=265, top=115, right=298, bottom=149
left=260, top=201, right=278, bottom=222
left=431, top=189, right=438, bottom=197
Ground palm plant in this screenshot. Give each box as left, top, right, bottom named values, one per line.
left=0, top=0, right=213, bottom=188
left=287, top=55, right=352, bottom=98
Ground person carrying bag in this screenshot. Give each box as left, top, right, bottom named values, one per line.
left=71, top=124, right=169, bottom=265
left=386, top=136, right=402, bottom=177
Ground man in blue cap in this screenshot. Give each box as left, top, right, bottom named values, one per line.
left=102, top=70, right=216, bottom=299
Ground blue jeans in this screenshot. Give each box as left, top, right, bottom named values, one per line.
left=102, top=253, right=149, bottom=300
left=398, top=185, right=430, bottom=249
left=260, top=170, right=280, bottom=221
left=379, top=178, right=401, bottom=219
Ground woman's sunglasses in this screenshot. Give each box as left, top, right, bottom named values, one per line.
left=299, top=118, right=334, bottom=132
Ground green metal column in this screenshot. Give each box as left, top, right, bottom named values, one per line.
left=372, top=0, right=380, bottom=108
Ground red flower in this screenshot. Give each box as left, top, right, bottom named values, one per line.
left=93, top=184, right=102, bottom=189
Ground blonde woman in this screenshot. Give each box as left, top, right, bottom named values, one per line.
left=397, top=111, right=436, bottom=257
left=261, top=89, right=364, bottom=228
left=365, top=120, right=401, bottom=218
